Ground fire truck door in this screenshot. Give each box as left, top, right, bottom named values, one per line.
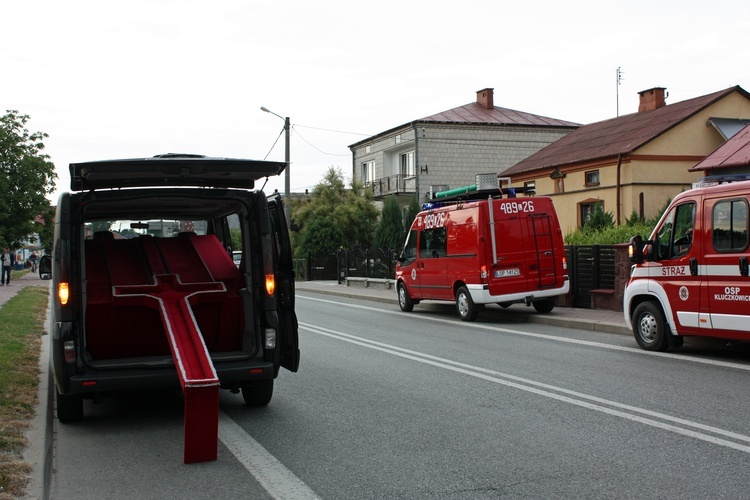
left=488, top=216, right=528, bottom=296
left=650, top=200, right=702, bottom=335
left=704, top=197, right=750, bottom=334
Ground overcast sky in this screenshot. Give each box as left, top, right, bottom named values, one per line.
left=2, top=0, right=748, bottom=201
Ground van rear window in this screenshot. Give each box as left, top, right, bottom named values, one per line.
left=712, top=199, right=749, bottom=252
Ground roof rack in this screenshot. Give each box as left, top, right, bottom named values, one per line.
left=424, top=186, right=535, bottom=210
left=692, top=173, right=750, bottom=189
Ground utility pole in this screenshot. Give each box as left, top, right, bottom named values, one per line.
left=261, top=107, right=291, bottom=228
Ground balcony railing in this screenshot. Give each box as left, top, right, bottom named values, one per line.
left=367, top=174, right=416, bottom=198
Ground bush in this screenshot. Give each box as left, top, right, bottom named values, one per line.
left=565, top=223, right=654, bottom=245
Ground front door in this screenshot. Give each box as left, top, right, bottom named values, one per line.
left=647, top=200, right=701, bottom=335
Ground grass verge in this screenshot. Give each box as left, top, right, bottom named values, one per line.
left=0, top=286, right=49, bottom=499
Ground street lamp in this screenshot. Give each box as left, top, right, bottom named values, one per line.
left=261, top=106, right=291, bottom=228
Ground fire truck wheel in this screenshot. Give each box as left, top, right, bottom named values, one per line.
left=456, top=286, right=479, bottom=322
left=398, top=283, right=414, bottom=312
left=242, top=379, right=274, bottom=407
left=632, top=302, right=669, bottom=351
left=56, top=389, right=83, bottom=423
left=532, top=298, right=556, bottom=314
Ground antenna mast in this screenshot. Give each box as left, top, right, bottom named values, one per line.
left=616, top=67, right=623, bottom=116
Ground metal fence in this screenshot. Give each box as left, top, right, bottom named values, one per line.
left=567, top=245, right=617, bottom=309
left=294, top=247, right=396, bottom=283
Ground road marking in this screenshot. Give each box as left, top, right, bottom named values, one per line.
left=298, top=294, right=750, bottom=372
left=300, top=321, right=750, bottom=455
left=219, top=412, right=321, bottom=500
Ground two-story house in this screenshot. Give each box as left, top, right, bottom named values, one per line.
left=349, top=88, right=579, bottom=208
left=502, top=86, right=750, bottom=234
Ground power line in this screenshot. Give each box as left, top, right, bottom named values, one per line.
left=292, top=126, right=350, bottom=157
left=294, top=124, right=370, bottom=137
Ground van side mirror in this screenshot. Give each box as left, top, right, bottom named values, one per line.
left=629, top=235, right=652, bottom=264
left=39, top=254, right=52, bottom=280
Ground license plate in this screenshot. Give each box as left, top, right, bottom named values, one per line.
left=495, top=268, right=520, bottom=278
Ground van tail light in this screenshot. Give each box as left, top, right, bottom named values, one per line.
left=562, top=256, right=568, bottom=270
left=265, top=274, right=276, bottom=296
left=58, top=282, right=70, bottom=306
left=480, top=265, right=489, bottom=280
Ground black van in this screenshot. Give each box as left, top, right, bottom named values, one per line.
left=39, top=154, right=299, bottom=432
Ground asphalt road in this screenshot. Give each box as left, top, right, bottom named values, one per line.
left=47, top=292, right=750, bottom=499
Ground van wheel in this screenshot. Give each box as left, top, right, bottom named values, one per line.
left=632, top=302, right=669, bottom=351
left=532, top=298, right=555, bottom=314
left=56, top=389, right=83, bottom=423
left=398, top=283, right=414, bottom=312
left=242, top=379, right=274, bottom=407
left=456, top=286, right=479, bottom=322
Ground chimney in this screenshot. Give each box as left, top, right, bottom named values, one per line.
left=638, top=87, right=667, bottom=112
left=476, top=88, right=494, bottom=109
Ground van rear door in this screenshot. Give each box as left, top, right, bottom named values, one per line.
left=267, top=196, right=300, bottom=372
left=487, top=200, right=532, bottom=296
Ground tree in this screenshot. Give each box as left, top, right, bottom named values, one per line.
left=374, top=195, right=403, bottom=253
left=583, top=202, right=614, bottom=232
left=291, top=167, right=378, bottom=257
left=0, top=111, right=57, bottom=248
left=404, top=195, right=421, bottom=237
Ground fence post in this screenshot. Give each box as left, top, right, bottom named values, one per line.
left=307, top=251, right=312, bottom=281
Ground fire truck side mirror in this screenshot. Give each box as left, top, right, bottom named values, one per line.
left=628, top=235, right=647, bottom=264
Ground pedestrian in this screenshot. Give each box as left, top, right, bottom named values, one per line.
left=1, top=247, right=14, bottom=285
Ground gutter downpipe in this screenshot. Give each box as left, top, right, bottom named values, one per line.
left=616, top=153, right=623, bottom=225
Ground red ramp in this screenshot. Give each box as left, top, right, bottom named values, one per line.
left=113, top=274, right=225, bottom=463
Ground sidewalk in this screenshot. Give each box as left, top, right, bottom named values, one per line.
left=295, top=280, right=631, bottom=336
left=0, top=269, right=48, bottom=307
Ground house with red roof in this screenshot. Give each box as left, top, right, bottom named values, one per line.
left=689, top=122, right=750, bottom=177
left=502, top=86, right=750, bottom=234
left=349, top=88, right=579, bottom=207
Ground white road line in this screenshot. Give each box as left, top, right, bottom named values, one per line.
left=298, top=294, right=750, bottom=372
left=219, top=412, right=321, bottom=500
left=301, top=321, right=750, bottom=455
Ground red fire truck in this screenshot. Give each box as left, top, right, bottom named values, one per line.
left=395, top=186, right=569, bottom=321
left=625, top=177, right=750, bottom=350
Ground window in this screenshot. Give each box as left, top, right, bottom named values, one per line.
left=361, top=161, right=374, bottom=183
left=655, top=202, right=695, bottom=259
left=400, top=151, right=415, bottom=177
left=400, top=230, right=418, bottom=265
left=713, top=199, right=748, bottom=252
left=578, top=200, right=602, bottom=227
left=585, top=170, right=600, bottom=186
left=419, top=227, right=447, bottom=258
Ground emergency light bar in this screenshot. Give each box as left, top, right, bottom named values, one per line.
left=692, top=173, right=750, bottom=189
